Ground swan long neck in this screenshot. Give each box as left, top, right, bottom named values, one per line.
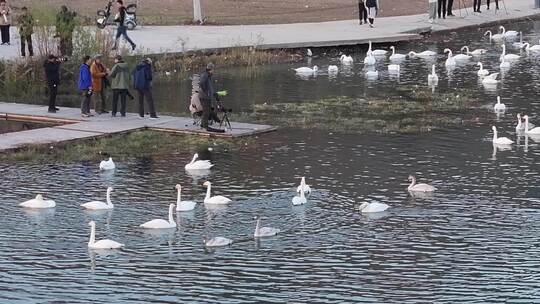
left=255, top=218, right=261, bottom=235
left=190, top=154, right=197, bottom=165
left=300, top=188, right=305, bottom=199
left=525, top=117, right=529, bottom=132
left=501, top=45, right=506, bottom=56
left=493, top=129, right=498, bottom=141
left=431, top=65, right=436, bottom=75
left=89, top=223, right=95, bottom=246
left=168, top=204, right=175, bottom=225
left=205, top=183, right=212, bottom=200
left=176, top=187, right=182, bottom=207
left=106, top=189, right=112, bottom=206
left=500, top=26, right=505, bottom=34
left=497, top=96, right=501, bottom=105
left=391, top=46, right=396, bottom=55
left=408, top=177, right=416, bottom=190
left=478, top=63, right=483, bottom=70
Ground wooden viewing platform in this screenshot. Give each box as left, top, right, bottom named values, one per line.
left=0, top=102, right=276, bottom=152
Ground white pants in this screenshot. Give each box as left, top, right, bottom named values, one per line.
left=367, top=7, right=377, bottom=19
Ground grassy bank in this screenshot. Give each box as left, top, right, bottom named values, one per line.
left=0, top=130, right=256, bottom=163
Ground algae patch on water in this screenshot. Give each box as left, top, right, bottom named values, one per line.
left=243, top=87, right=482, bottom=134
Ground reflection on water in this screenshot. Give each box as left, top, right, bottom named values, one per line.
left=1, top=20, right=540, bottom=303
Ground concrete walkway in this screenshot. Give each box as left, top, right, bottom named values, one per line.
left=0, top=102, right=275, bottom=151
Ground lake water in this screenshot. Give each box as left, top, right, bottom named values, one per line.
left=1, top=20, right=540, bottom=302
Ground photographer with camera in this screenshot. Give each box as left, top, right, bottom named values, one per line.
left=43, top=55, right=63, bottom=113
left=198, top=63, right=225, bottom=133
left=78, top=55, right=93, bottom=117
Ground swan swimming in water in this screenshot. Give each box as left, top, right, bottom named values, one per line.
left=500, top=26, right=519, bottom=39
left=388, top=64, right=400, bottom=73
left=516, top=114, right=525, bottom=132
left=365, top=69, right=379, bottom=78
left=363, top=53, right=376, bottom=65
left=491, top=126, right=514, bottom=145
left=368, top=41, right=387, bottom=56
left=493, top=96, right=506, bottom=111
left=389, top=46, right=407, bottom=61
left=99, top=157, right=115, bottom=171
left=523, top=41, right=540, bottom=52
left=296, top=177, right=311, bottom=195
left=175, top=184, right=197, bottom=212
left=185, top=153, right=214, bottom=170
left=484, top=30, right=503, bottom=42
left=461, top=46, right=487, bottom=55
left=512, top=32, right=527, bottom=49
left=500, top=44, right=520, bottom=62
left=81, top=187, right=114, bottom=210
left=482, top=72, right=499, bottom=85
left=140, top=204, right=177, bottom=229
left=476, top=62, right=489, bottom=76
left=294, top=66, right=318, bottom=75
left=444, top=49, right=456, bottom=67
left=292, top=186, right=307, bottom=205
left=408, top=50, right=437, bottom=58
left=88, top=221, right=124, bottom=249
left=427, top=64, right=438, bottom=85
left=358, top=202, right=389, bottom=213
left=328, top=65, right=339, bottom=73
left=340, top=55, right=354, bottom=64
left=306, top=49, right=313, bottom=57
left=253, top=215, right=280, bottom=238
left=407, top=175, right=437, bottom=192
left=499, top=56, right=511, bottom=69
left=20, top=194, right=56, bottom=209
left=203, top=181, right=231, bottom=205
left=524, top=115, right=540, bottom=135
left=204, top=236, right=232, bottom=247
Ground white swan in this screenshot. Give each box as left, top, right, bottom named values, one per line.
left=482, top=72, right=499, bottom=85
left=444, top=49, right=456, bottom=67
left=461, top=46, right=487, bottom=55
left=368, top=41, right=387, bottom=56
left=140, top=204, right=176, bottom=229
left=328, top=65, right=339, bottom=73
left=500, top=44, right=520, bottom=62
left=389, top=46, right=407, bottom=61
left=292, top=187, right=307, bottom=205
left=253, top=216, right=280, bottom=238
left=296, top=177, right=311, bottom=194
left=476, top=62, right=489, bottom=76
left=493, top=96, right=506, bottom=111
left=307, top=49, right=313, bottom=57
left=99, top=157, right=115, bottom=170
left=365, top=70, right=378, bottom=78
left=175, top=184, right=197, bottom=211
left=491, top=126, right=514, bottom=145
left=408, top=175, right=437, bottom=192
left=408, top=50, right=437, bottom=58
left=523, top=41, right=540, bottom=52
left=485, top=30, right=503, bottom=42
left=294, top=66, right=318, bottom=75
left=512, top=32, right=526, bottom=48
left=516, top=114, right=524, bottom=132
left=363, top=53, right=376, bottom=65
left=203, top=181, right=231, bottom=205
left=185, top=153, right=214, bottom=170
left=340, top=54, right=354, bottom=64
left=19, top=194, right=56, bottom=209
left=88, top=221, right=124, bottom=249
left=81, top=187, right=114, bottom=210
left=524, top=115, right=540, bottom=134
left=450, top=49, right=472, bottom=61
left=427, top=64, right=438, bottom=85
left=499, top=56, right=511, bottom=69
left=204, top=236, right=232, bottom=247
left=359, top=202, right=389, bottom=213
left=388, top=64, right=400, bottom=73
left=500, top=26, right=518, bottom=39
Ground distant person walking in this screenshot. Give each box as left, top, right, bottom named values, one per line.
left=133, top=58, right=157, bottom=119
left=358, top=0, right=367, bottom=25
left=447, top=0, right=454, bottom=16
left=112, top=0, right=136, bottom=51
left=428, top=0, right=437, bottom=23
left=487, top=0, right=499, bottom=10
left=473, top=0, right=482, bottom=12
left=43, top=55, right=61, bottom=113
left=365, top=0, right=378, bottom=28
left=437, top=0, right=447, bottom=19
left=0, top=0, right=11, bottom=45
left=90, top=54, right=109, bottom=114
left=55, top=5, right=77, bottom=56
left=17, top=6, right=34, bottom=57
left=78, top=55, right=93, bottom=117
left=109, top=55, right=130, bottom=117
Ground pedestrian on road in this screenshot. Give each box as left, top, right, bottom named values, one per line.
left=358, top=0, right=367, bottom=25
left=133, top=58, right=157, bottom=119
left=112, top=0, right=136, bottom=51
left=0, top=0, right=12, bottom=45
left=486, top=0, right=499, bottom=10
left=78, top=55, right=93, bottom=117
left=437, top=0, right=447, bottom=19
left=17, top=6, right=34, bottom=57
left=447, top=0, right=454, bottom=16
left=90, top=54, right=109, bottom=114
left=109, top=55, right=130, bottom=117
left=55, top=5, right=77, bottom=56
left=473, top=0, right=482, bottom=12
left=365, top=0, right=378, bottom=28
left=428, top=0, right=437, bottom=23
left=43, top=55, right=61, bottom=113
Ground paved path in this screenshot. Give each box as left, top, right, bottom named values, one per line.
left=0, top=103, right=275, bottom=151
left=0, top=0, right=537, bottom=60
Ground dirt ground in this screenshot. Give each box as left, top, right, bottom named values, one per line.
left=13, top=0, right=474, bottom=25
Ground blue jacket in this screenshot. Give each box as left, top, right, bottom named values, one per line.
left=77, top=63, right=92, bottom=91
left=133, top=61, right=152, bottom=90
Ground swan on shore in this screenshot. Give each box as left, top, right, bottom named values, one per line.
left=140, top=204, right=177, bottom=229
left=185, top=153, right=214, bottom=170
left=99, top=157, right=115, bottom=170
left=175, top=184, right=197, bottom=212
left=20, top=194, right=56, bottom=209
left=81, top=187, right=114, bottom=210
left=358, top=202, right=389, bottom=213
left=407, top=175, right=437, bottom=192
left=88, top=221, right=124, bottom=249
left=491, top=126, right=514, bottom=145
left=254, top=215, right=280, bottom=238
left=203, top=181, right=231, bottom=205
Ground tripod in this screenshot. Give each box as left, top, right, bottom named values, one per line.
left=219, top=111, right=232, bottom=130
left=457, top=0, right=469, bottom=18
left=498, top=0, right=509, bottom=15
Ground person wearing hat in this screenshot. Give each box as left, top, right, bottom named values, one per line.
left=198, top=63, right=224, bottom=133
left=109, top=55, right=130, bottom=117
left=90, top=54, right=109, bottom=114
left=133, top=57, right=157, bottom=119
left=43, top=54, right=61, bottom=113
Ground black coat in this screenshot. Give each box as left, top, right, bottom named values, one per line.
left=43, top=60, right=60, bottom=86
left=366, top=0, right=378, bottom=8
left=198, top=71, right=216, bottom=101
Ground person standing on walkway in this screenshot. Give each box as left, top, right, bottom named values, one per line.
left=428, top=0, right=437, bottom=23
left=78, top=55, right=93, bottom=117
left=55, top=5, right=77, bottom=56
left=0, top=0, right=11, bottom=45
left=365, top=0, right=378, bottom=28
left=486, top=0, right=499, bottom=10
left=134, top=58, right=157, bottom=119
left=358, top=0, right=367, bottom=25
left=43, top=55, right=61, bottom=113
left=17, top=6, right=34, bottom=57
left=109, top=55, right=130, bottom=117
left=198, top=63, right=224, bottom=133
left=90, top=54, right=109, bottom=114
left=437, top=0, right=447, bottom=19
left=447, top=0, right=454, bottom=16
left=112, top=0, right=136, bottom=51
left=473, top=0, right=482, bottom=12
